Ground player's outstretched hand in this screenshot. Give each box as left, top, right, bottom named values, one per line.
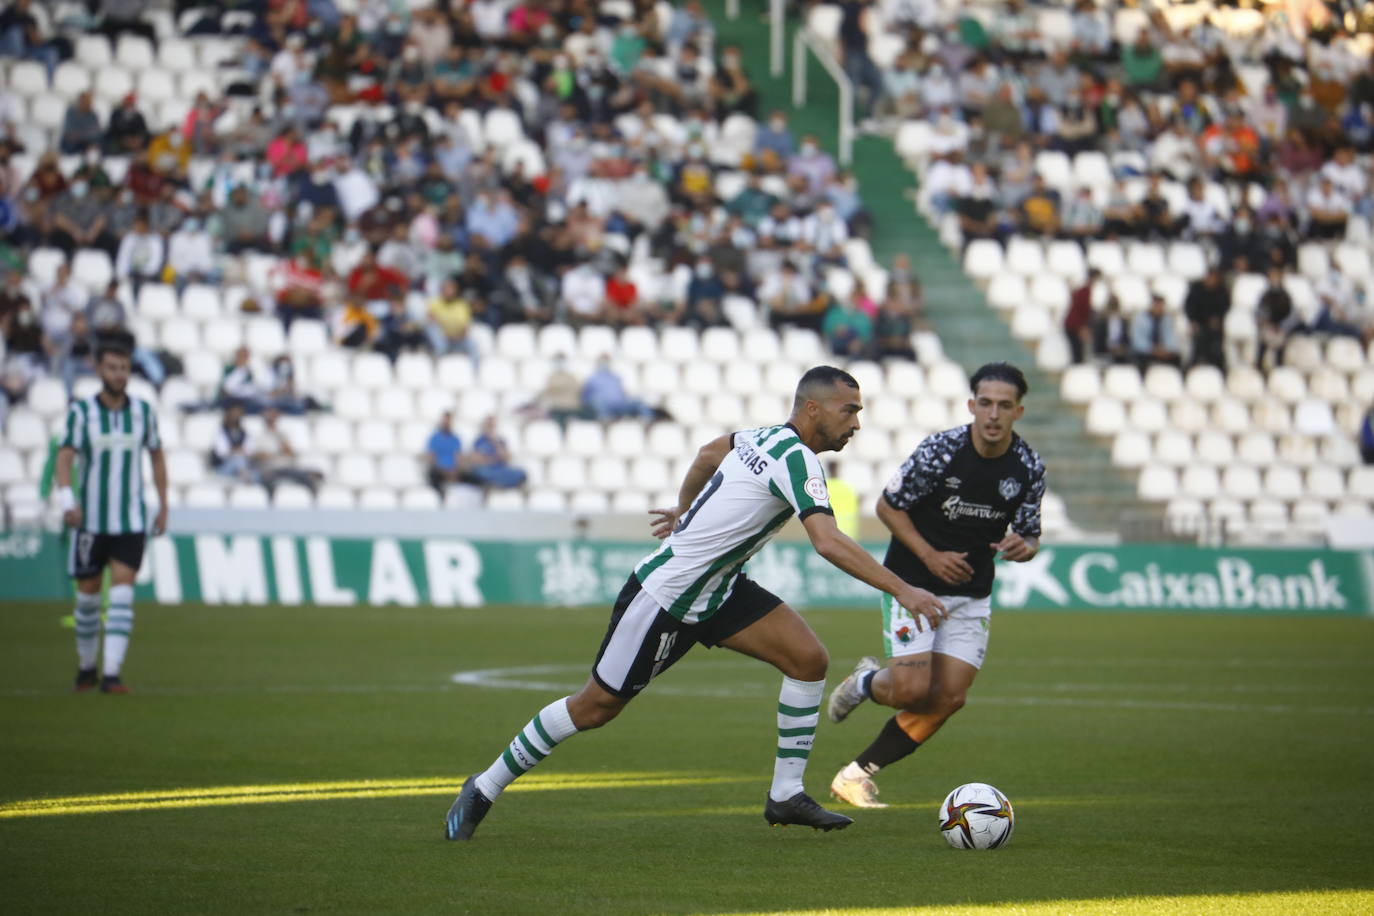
left=897, top=584, right=947, bottom=632
left=991, top=533, right=1038, bottom=562
left=649, top=506, right=681, bottom=540
left=62, top=507, right=82, bottom=529
left=924, top=550, right=974, bottom=585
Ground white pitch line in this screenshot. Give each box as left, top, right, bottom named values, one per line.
left=448, top=664, right=1374, bottom=716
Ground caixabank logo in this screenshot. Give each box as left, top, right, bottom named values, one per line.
left=994, top=547, right=1360, bottom=614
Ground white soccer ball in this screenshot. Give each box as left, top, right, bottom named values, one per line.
left=937, top=782, right=1015, bottom=849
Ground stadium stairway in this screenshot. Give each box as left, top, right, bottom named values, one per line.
left=707, top=2, right=1156, bottom=537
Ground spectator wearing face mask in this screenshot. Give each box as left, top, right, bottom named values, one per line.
left=789, top=136, right=837, bottom=193
left=46, top=175, right=114, bottom=258
left=114, top=214, right=165, bottom=294
left=166, top=215, right=218, bottom=290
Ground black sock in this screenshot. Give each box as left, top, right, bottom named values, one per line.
left=854, top=716, right=920, bottom=775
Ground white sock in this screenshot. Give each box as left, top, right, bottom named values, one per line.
left=840, top=761, right=868, bottom=781
left=770, top=676, right=824, bottom=802
left=474, top=697, right=578, bottom=800
left=102, top=584, right=134, bottom=678
left=73, top=592, right=101, bottom=670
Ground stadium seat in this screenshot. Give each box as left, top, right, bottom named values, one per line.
left=1085, top=241, right=1126, bottom=276
left=1154, top=430, right=1193, bottom=466
left=669, top=360, right=714, bottom=397
left=1180, top=466, right=1220, bottom=500
left=1305, top=465, right=1344, bottom=502
left=1136, top=464, right=1176, bottom=501
left=308, top=485, right=352, bottom=509
left=115, top=35, right=155, bottom=70
left=1266, top=367, right=1307, bottom=405
left=1349, top=467, right=1374, bottom=501
left=184, top=483, right=227, bottom=508
left=1281, top=337, right=1322, bottom=373
left=1167, top=242, right=1207, bottom=281
left=1294, top=398, right=1336, bottom=437
left=1102, top=365, right=1143, bottom=401
left=1085, top=398, right=1125, bottom=436
left=701, top=327, right=741, bottom=364
left=1029, top=275, right=1069, bottom=312
left=1045, top=241, right=1087, bottom=284
left=1326, top=336, right=1365, bottom=373
left=781, top=328, right=823, bottom=364
left=1193, top=431, right=1235, bottom=466
left=1320, top=435, right=1360, bottom=469
left=1059, top=364, right=1100, bottom=404
left=72, top=249, right=113, bottom=291
left=741, top=328, right=781, bottom=364
left=200, top=317, right=245, bottom=358
left=962, top=240, right=1004, bottom=281
left=1006, top=237, right=1045, bottom=276
left=1183, top=365, right=1225, bottom=403
left=353, top=352, right=394, bottom=390
left=180, top=284, right=221, bottom=319
left=1221, top=465, right=1261, bottom=501
left=1111, top=274, right=1151, bottom=313
left=137, top=68, right=177, bottom=103
left=1110, top=430, right=1151, bottom=468
left=272, top=483, right=314, bottom=509
left=985, top=273, right=1025, bottom=312
left=1255, top=402, right=1294, bottom=437
left=245, top=317, right=286, bottom=357
left=647, top=424, right=687, bottom=458
left=1142, top=364, right=1184, bottom=402
left=1262, top=465, right=1304, bottom=502
left=1126, top=243, right=1166, bottom=277
left=228, top=485, right=269, bottom=509
left=1248, top=499, right=1288, bottom=533
left=26, top=377, right=68, bottom=419
left=521, top=420, right=562, bottom=459
left=359, top=487, right=400, bottom=510
left=1334, top=244, right=1372, bottom=281
left=926, top=362, right=968, bottom=400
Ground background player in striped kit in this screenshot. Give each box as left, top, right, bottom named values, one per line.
left=54, top=339, right=168, bottom=693
left=445, top=366, right=946, bottom=840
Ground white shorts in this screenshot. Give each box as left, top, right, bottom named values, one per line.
left=880, top=593, right=991, bottom=669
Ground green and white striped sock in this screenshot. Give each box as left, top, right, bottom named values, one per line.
left=73, top=591, right=101, bottom=670
left=770, top=676, right=824, bottom=802
left=474, top=697, right=579, bottom=800
left=101, top=584, right=134, bottom=678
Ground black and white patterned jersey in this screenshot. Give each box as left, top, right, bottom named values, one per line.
left=881, top=424, right=1045, bottom=599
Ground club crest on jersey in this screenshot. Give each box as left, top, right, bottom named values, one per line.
left=945, top=476, right=961, bottom=489
left=999, top=477, right=1021, bottom=501
left=804, top=477, right=828, bottom=501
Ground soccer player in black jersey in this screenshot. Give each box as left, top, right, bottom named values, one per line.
left=825, top=362, right=1046, bottom=808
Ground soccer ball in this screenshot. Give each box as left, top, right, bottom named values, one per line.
left=937, top=783, right=1014, bottom=849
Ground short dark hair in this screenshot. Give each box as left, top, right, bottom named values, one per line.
left=95, top=335, right=133, bottom=364
left=969, top=361, right=1028, bottom=400
left=793, top=365, right=859, bottom=410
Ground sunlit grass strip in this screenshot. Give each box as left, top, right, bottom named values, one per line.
left=712, top=890, right=1374, bottom=915
left=0, top=772, right=750, bottom=819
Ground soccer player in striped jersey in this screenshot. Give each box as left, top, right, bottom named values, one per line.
left=446, top=366, right=946, bottom=840
left=54, top=339, right=168, bottom=694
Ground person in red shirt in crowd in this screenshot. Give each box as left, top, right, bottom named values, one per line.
left=266, top=126, right=309, bottom=178
left=275, top=250, right=326, bottom=331
left=347, top=249, right=408, bottom=308
left=604, top=264, right=643, bottom=326
left=126, top=152, right=166, bottom=205
left=1064, top=269, right=1100, bottom=364
left=1200, top=110, right=1261, bottom=179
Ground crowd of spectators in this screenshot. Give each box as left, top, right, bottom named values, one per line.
left=857, top=0, right=1374, bottom=369
left=1, top=0, right=932, bottom=434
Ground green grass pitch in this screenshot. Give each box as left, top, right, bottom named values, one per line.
left=1, top=601, right=1372, bottom=915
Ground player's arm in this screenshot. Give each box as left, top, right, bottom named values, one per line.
left=149, top=448, right=169, bottom=536
left=802, top=511, right=946, bottom=631
left=876, top=495, right=973, bottom=585
left=993, top=462, right=1045, bottom=563
left=650, top=433, right=732, bottom=539
left=55, top=445, right=81, bottom=529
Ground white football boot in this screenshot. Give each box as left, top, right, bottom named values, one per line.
left=826, top=655, right=880, bottom=723
left=829, top=768, right=890, bottom=809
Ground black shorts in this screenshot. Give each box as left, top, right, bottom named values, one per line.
left=591, top=572, right=783, bottom=699
left=68, top=531, right=146, bottom=580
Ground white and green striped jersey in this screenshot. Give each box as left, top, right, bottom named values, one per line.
left=60, top=394, right=161, bottom=535
left=635, top=423, right=834, bottom=623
